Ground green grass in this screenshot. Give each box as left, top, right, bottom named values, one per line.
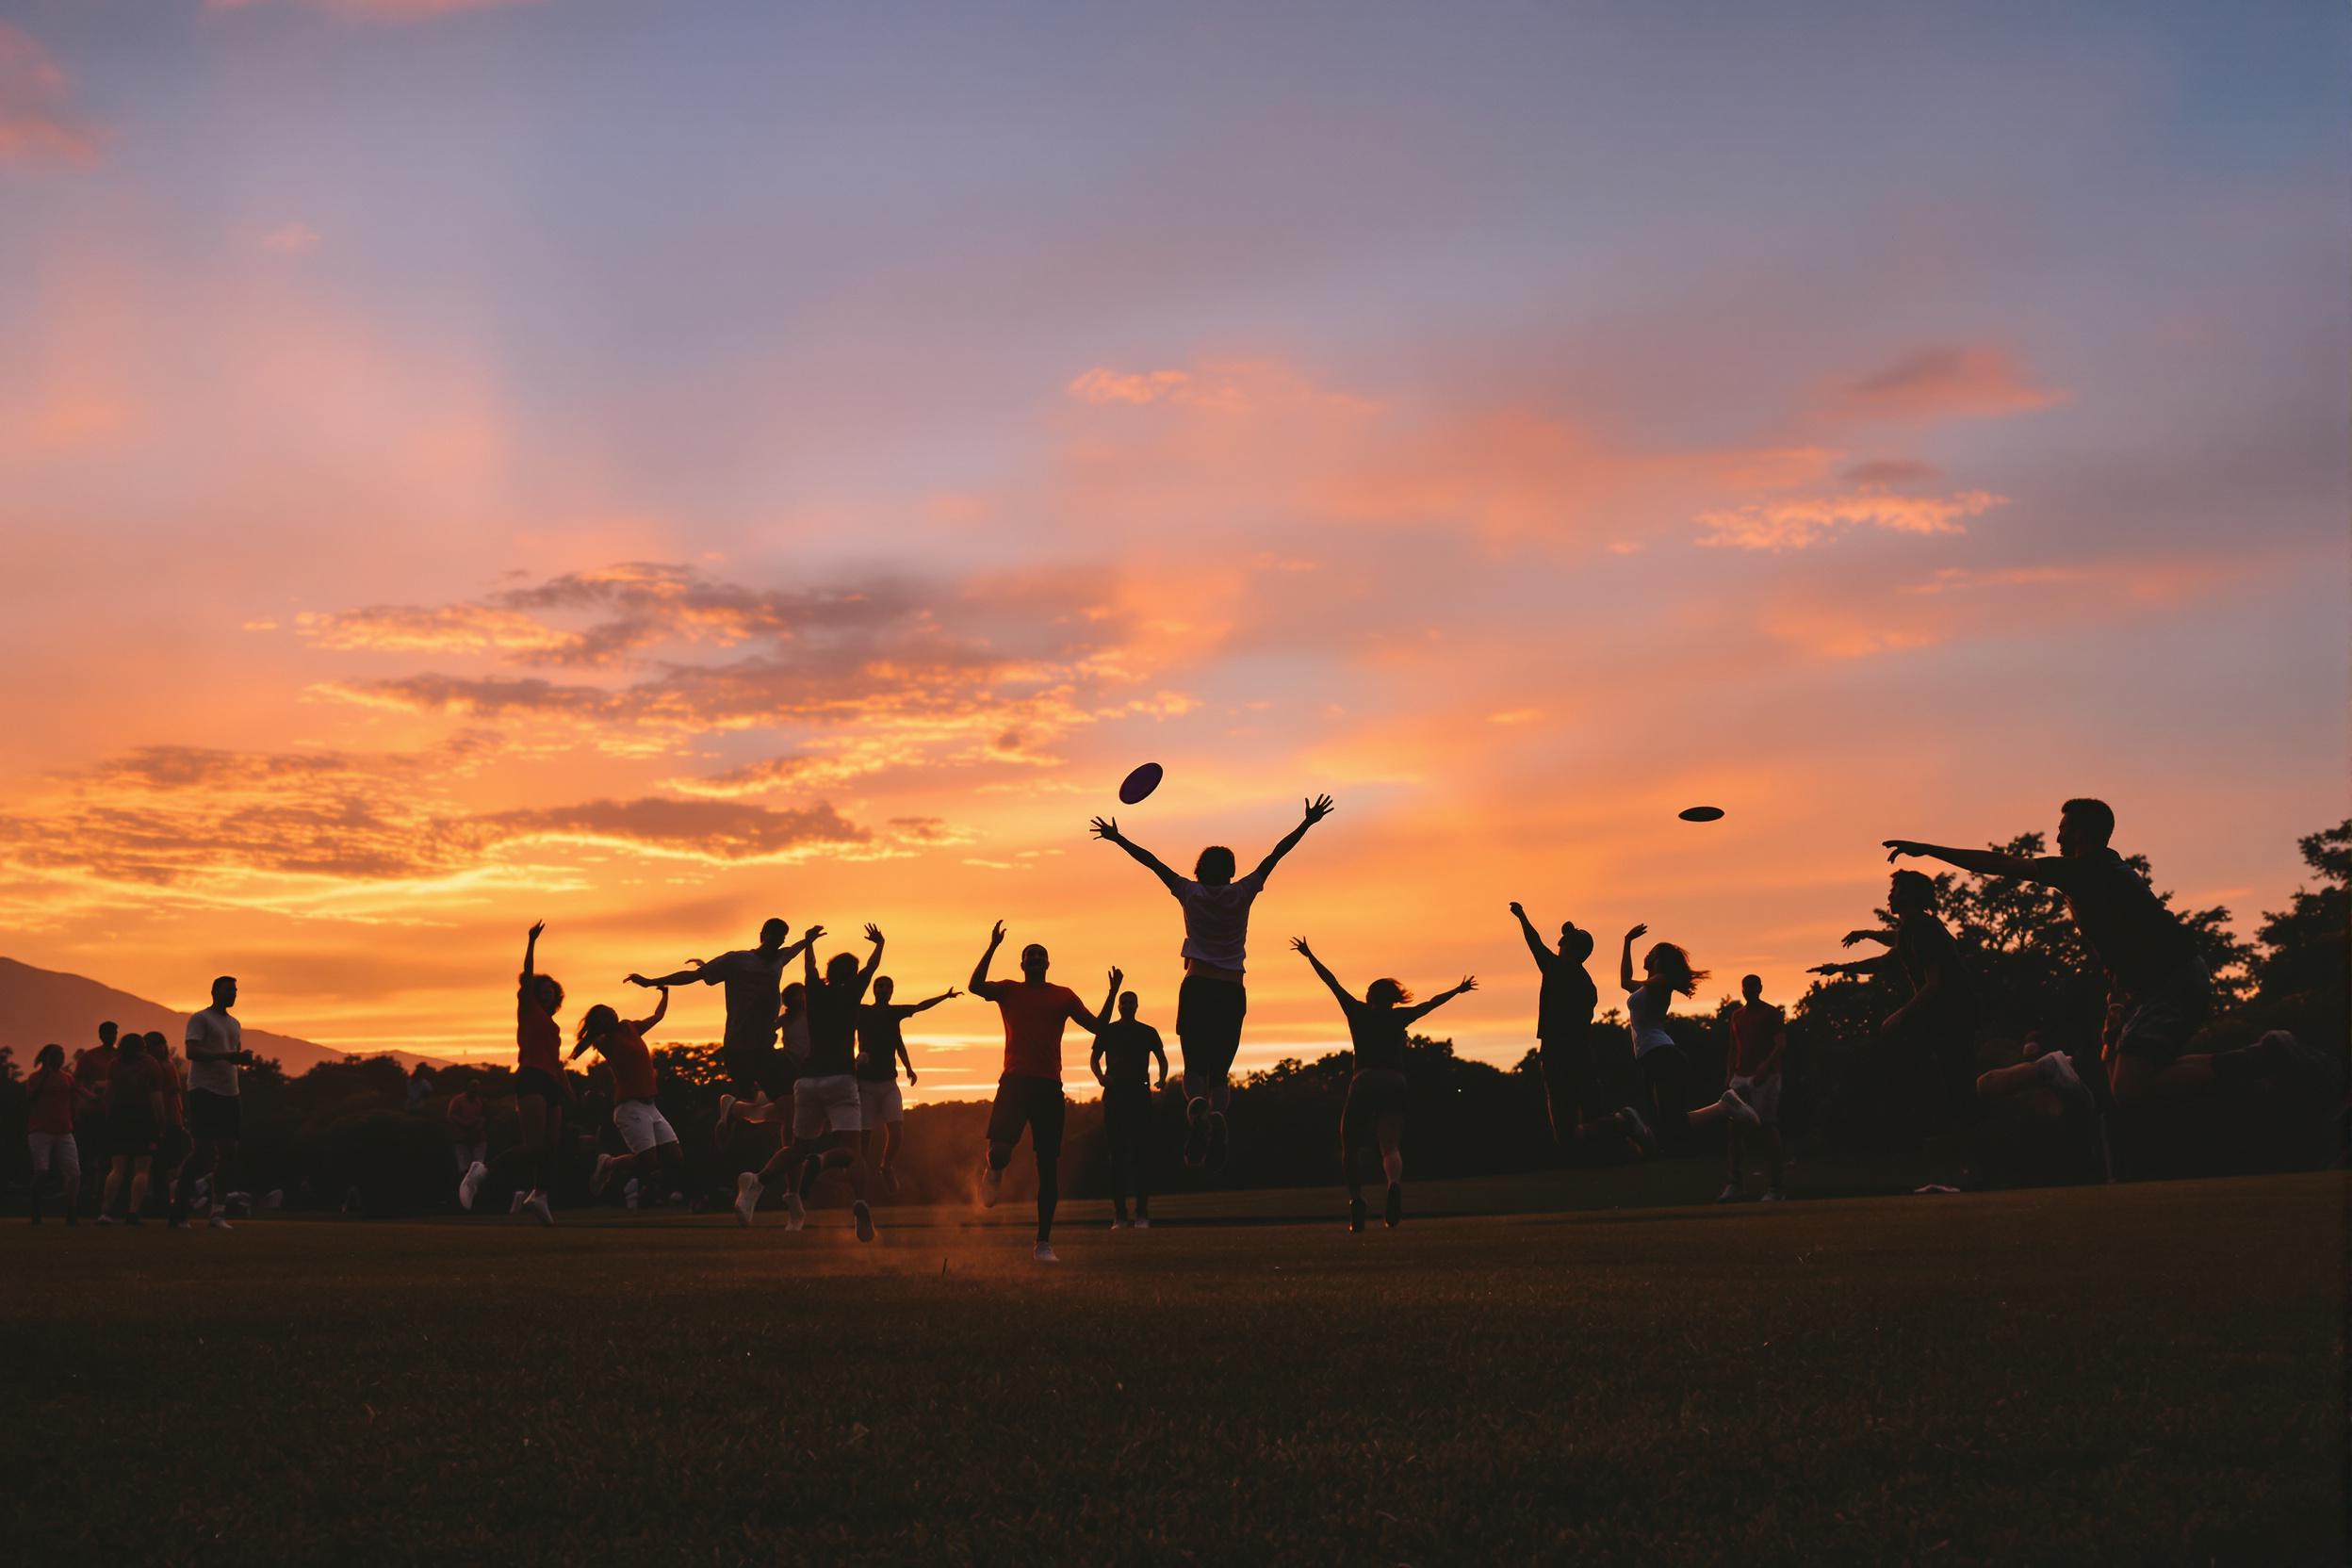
left=7, top=1172, right=2343, bottom=1565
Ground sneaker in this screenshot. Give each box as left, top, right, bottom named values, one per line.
left=1133, top=1216, right=1151, bottom=1230
left=1348, top=1196, right=1366, bottom=1233
left=1182, top=1101, right=1210, bottom=1167
left=1720, top=1088, right=1761, bottom=1130
left=458, top=1159, right=487, bottom=1212
left=1760, top=1188, right=1787, bottom=1202
left=1110, top=1217, right=1132, bottom=1230
left=733, top=1172, right=762, bottom=1228
left=2036, top=1050, right=2095, bottom=1109
left=853, top=1200, right=875, bottom=1243
left=208, top=1214, right=233, bottom=1231
left=623, top=1179, right=640, bottom=1210
left=786, top=1192, right=807, bottom=1231
left=1034, top=1242, right=1059, bottom=1264
left=1383, top=1183, right=1403, bottom=1230
left=715, top=1093, right=737, bottom=1137
left=1716, top=1183, right=1744, bottom=1203
left=523, top=1191, right=554, bottom=1226
left=1205, top=1112, right=1230, bottom=1169
left=979, top=1158, right=1002, bottom=1209
left=590, top=1153, right=619, bottom=1196
left=509, top=1190, right=529, bottom=1215
left=1616, top=1105, right=1658, bottom=1155
left=96, top=1214, right=115, bottom=1226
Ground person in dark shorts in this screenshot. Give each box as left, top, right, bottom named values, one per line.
left=722, top=982, right=810, bottom=1140
left=461, top=923, right=571, bottom=1226
left=1089, top=990, right=1168, bottom=1229
left=1090, top=794, right=1334, bottom=1168
left=1886, top=798, right=2336, bottom=1111
left=98, top=1033, right=169, bottom=1224
left=855, top=974, right=957, bottom=1196
left=1812, top=869, right=1983, bottom=1123
left=1292, top=938, right=1475, bottom=1232
left=73, top=1022, right=118, bottom=1220
left=147, top=1032, right=190, bottom=1218
left=1508, top=901, right=1601, bottom=1148
left=735, top=925, right=885, bottom=1239
left=174, top=976, right=253, bottom=1232
left=628, top=917, right=814, bottom=1129
left=968, top=922, right=1120, bottom=1263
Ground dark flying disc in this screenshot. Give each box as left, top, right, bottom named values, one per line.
left=1119, top=762, right=1165, bottom=806
left=1677, top=805, right=1726, bottom=823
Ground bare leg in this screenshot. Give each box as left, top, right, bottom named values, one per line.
left=1377, top=1113, right=1403, bottom=1189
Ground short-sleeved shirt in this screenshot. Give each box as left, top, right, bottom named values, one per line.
left=1626, top=987, right=1675, bottom=1056
left=972, top=979, right=1086, bottom=1081
left=110, top=1054, right=168, bottom=1114
left=1093, top=1019, right=1164, bottom=1097
left=1169, top=869, right=1269, bottom=972
left=1894, top=912, right=1981, bottom=1028
left=806, top=973, right=872, bottom=1077
left=855, top=1004, right=915, bottom=1082
left=27, top=1069, right=79, bottom=1135
left=1531, top=952, right=1598, bottom=1043
left=73, top=1046, right=115, bottom=1113
left=1728, top=1003, right=1785, bottom=1076
left=516, top=980, right=563, bottom=1074
left=1339, top=997, right=1410, bottom=1074
left=699, top=948, right=793, bottom=1050
left=2041, top=849, right=2199, bottom=999
left=602, top=1022, right=659, bottom=1102
left=186, top=1006, right=243, bottom=1098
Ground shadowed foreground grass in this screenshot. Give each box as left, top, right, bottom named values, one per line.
left=6, top=1172, right=2342, bottom=1565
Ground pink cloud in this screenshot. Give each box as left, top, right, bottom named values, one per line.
left=259, top=221, right=322, bottom=254
left=1695, top=488, right=2008, bottom=551
left=0, top=23, right=101, bottom=167
left=1833, top=344, right=2068, bottom=421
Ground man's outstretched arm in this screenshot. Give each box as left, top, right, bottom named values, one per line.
left=1071, top=968, right=1125, bottom=1037
left=1884, top=841, right=2065, bottom=883
left=1090, top=818, right=1185, bottom=891
left=1508, top=903, right=1555, bottom=969
left=1251, top=794, right=1335, bottom=883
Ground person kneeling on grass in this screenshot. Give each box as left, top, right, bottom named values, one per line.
left=1292, top=938, right=1475, bottom=1233
left=571, top=988, right=682, bottom=1209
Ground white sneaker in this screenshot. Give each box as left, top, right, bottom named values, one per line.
left=2036, top=1051, right=2094, bottom=1108
left=1034, top=1242, right=1059, bottom=1264
left=1110, top=1217, right=1131, bottom=1231
left=1760, top=1188, right=1787, bottom=1202
left=715, top=1093, right=737, bottom=1137
left=786, top=1192, right=807, bottom=1232
left=979, top=1158, right=1001, bottom=1209
left=1720, top=1088, right=1761, bottom=1129
left=524, top=1191, right=554, bottom=1226
left=208, top=1214, right=232, bottom=1231
left=1716, top=1183, right=1743, bottom=1203
left=590, top=1153, right=618, bottom=1196
left=1134, top=1217, right=1151, bottom=1230
left=95, top=1214, right=115, bottom=1225
left=623, top=1179, right=640, bottom=1210
left=734, top=1172, right=762, bottom=1227
left=509, top=1189, right=529, bottom=1215
left=458, top=1159, right=487, bottom=1212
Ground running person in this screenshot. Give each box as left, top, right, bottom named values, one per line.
left=1292, top=939, right=1475, bottom=1232
left=968, top=922, right=1120, bottom=1263
left=573, top=988, right=683, bottom=1201
left=629, top=918, right=813, bottom=1135
left=1090, top=792, right=1334, bottom=1168
left=172, top=976, right=253, bottom=1231
left=1508, top=902, right=1602, bottom=1148
left=1715, top=976, right=1788, bottom=1201
left=98, top=1034, right=169, bottom=1225
left=24, top=1045, right=87, bottom=1227
left=1089, top=990, right=1168, bottom=1229
left=460, top=923, right=569, bottom=1225
left=855, top=975, right=957, bottom=1195
left=735, top=925, right=883, bottom=1239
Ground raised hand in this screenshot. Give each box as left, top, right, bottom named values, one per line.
left=1625, top=923, right=1648, bottom=943
left=625, top=972, right=651, bottom=988
left=988, top=920, right=1006, bottom=946
left=1107, top=967, right=1124, bottom=990
left=802, top=924, right=826, bottom=945
left=1302, top=793, right=1335, bottom=825
left=945, top=988, right=961, bottom=1000
left=1458, top=975, right=1478, bottom=993
left=1808, top=963, right=1842, bottom=976
left=1289, top=936, right=1314, bottom=957
left=528, top=920, right=547, bottom=941
left=863, top=923, right=883, bottom=943
left=1508, top=901, right=1525, bottom=919
left=1088, top=816, right=1120, bottom=841
left=1839, top=929, right=1875, bottom=948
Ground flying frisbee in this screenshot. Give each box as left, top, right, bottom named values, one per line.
left=1119, top=761, right=1165, bottom=805
left=1677, top=805, right=1726, bottom=823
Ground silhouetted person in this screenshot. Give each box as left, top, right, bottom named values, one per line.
left=573, top=988, right=681, bottom=1206
left=723, top=981, right=808, bottom=1135
left=447, top=1084, right=487, bottom=1179
left=174, top=976, right=253, bottom=1231
left=1508, top=902, right=1601, bottom=1147
left=1292, top=938, right=1475, bottom=1232
left=1089, top=989, right=1168, bottom=1229
left=1886, top=798, right=2333, bottom=1111
left=461, top=923, right=570, bottom=1225
left=24, top=1044, right=86, bottom=1226
left=969, top=922, right=1120, bottom=1263
left=73, top=1021, right=118, bottom=1218
left=1091, top=792, right=1334, bottom=1168
left=1715, top=976, right=1788, bottom=1201
left=629, top=917, right=814, bottom=1131
left=148, top=1032, right=188, bottom=1217
left=1811, top=869, right=1983, bottom=1120
left=98, top=1034, right=167, bottom=1224
left=855, top=973, right=957, bottom=1196
left=735, top=924, right=884, bottom=1240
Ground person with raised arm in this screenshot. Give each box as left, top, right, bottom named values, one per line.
left=968, top=922, right=1120, bottom=1262
left=1508, top=902, right=1601, bottom=1148
left=1090, top=793, right=1333, bottom=1168
left=573, top=985, right=681, bottom=1206
left=629, top=917, right=814, bottom=1137
left=855, top=973, right=958, bottom=1196
left=461, top=922, right=573, bottom=1225
left=1809, top=869, right=1984, bottom=1121
left=1089, top=989, right=1168, bottom=1230
left=734, top=924, right=884, bottom=1240
left=1292, top=938, right=1475, bottom=1232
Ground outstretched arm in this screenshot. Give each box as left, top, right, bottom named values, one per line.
left=633, top=987, right=670, bottom=1035
left=1070, top=968, right=1125, bottom=1037
left=1251, top=794, right=1335, bottom=883
left=523, top=920, right=545, bottom=979
left=1403, top=975, right=1478, bottom=1027
left=971, top=922, right=1004, bottom=992
left=1840, top=928, right=1894, bottom=949
left=906, top=989, right=959, bottom=1014
left=1619, top=924, right=1646, bottom=994
left=1884, top=841, right=2063, bottom=883
left=1290, top=937, right=1352, bottom=1007
left=1509, top=902, right=1555, bottom=969
left=1090, top=817, right=1185, bottom=892
left=1811, top=954, right=1893, bottom=978
left=629, top=962, right=706, bottom=988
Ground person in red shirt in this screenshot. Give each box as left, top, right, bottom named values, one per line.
left=968, top=922, right=1119, bottom=1263
left=98, top=1035, right=169, bottom=1225
left=573, top=986, right=680, bottom=1203
left=24, top=1044, right=88, bottom=1226
left=1716, top=976, right=1788, bottom=1202
left=461, top=922, right=573, bottom=1226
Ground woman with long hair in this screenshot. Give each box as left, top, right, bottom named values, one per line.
left=460, top=921, right=570, bottom=1226
left=24, top=1044, right=87, bottom=1226
left=573, top=987, right=683, bottom=1202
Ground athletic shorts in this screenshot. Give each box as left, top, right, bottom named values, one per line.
left=26, top=1132, right=78, bottom=1177
left=1344, top=1067, right=1410, bottom=1121
left=2105, top=965, right=2213, bottom=1068
left=723, top=1040, right=798, bottom=1099
left=857, top=1078, right=904, bottom=1126
left=985, top=1074, right=1066, bottom=1154
left=792, top=1073, right=863, bottom=1139
left=1729, top=1072, right=1782, bottom=1125
left=188, top=1089, right=241, bottom=1142
left=612, top=1099, right=678, bottom=1154
left=1175, top=972, right=1247, bottom=1078
left=514, top=1067, right=563, bottom=1105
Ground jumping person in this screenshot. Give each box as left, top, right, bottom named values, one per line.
left=574, top=987, right=682, bottom=1202
left=24, top=1045, right=86, bottom=1226
left=461, top=923, right=569, bottom=1225
left=1886, top=799, right=2333, bottom=1112
left=968, top=922, right=1120, bottom=1263
left=446, top=1083, right=488, bottom=1183
left=1089, top=990, right=1168, bottom=1229
left=1715, top=976, right=1788, bottom=1201
left=1089, top=793, right=1334, bottom=1168
left=98, top=1034, right=168, bottom=1225
left=855, top=975, right=956, bottom=1196
left=1508, top=902, right=1602, bottom=1148
left=735, top=925, right=884, bottom=1239
left=723, top=981, right=809, bottom=1135
left=172, top=976, right=253, bottom=1232
left=1292, top=939, right=1475, bottom=1231
left=1811, top=869, right=1983, bottom=1121
left=629, top=918, right=814, bottom=1135
left=1563, top=927, right=1724, bottom=1156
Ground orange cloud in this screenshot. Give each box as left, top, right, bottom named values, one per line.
left=1696, top=489, right=2007, bottom=551
left=0, top=23, right=100, bottom=167
left=1833, top=344, right=2068, bottom=421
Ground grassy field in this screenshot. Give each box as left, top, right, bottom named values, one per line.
left=6, top=1172, right=2342, bottom=1565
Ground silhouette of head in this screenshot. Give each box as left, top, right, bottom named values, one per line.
left=97, top=1021, right=117, bottom=1047
left=212, top=975, right=237, bottom=1009
left=1195, top=846, right=1237, bottom=886
left=1741, top=973, right=1763, bottom=1002
left=1118, top=990, right=1138, bottom=1020
left=760, top=918, right=790, bottom=952
left=143, top=1030, right=166, bottom=1054
left=2057, top=797, right=2115, bottom=858
left=532, top=972, right=565, bottom=1015
left=577, top=1004, right=619, bottom=1045
left=1366, top=977, right=1413, bottom=1008
left=36, top=1043, right=64, bottom=1072
left=1888, top=869, right=1936, bottom=914
left=1642, top=943, right=1706, bottom=998
left=781, top=981, right=807, bottom=1014
left=115, top=1032, right=146, bottom=1063
left=1559, top=923, right=1595, bottom=961
left=1020, top=943, right=1050, bottom=979
left=825, top=952, right=860, bottom=987
left=874, top=976, right=896, bottom=1003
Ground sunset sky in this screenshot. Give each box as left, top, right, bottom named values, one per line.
left=3, top=2, right=2345, bottom=1093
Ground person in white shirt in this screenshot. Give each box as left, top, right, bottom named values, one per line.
left=174, top=975, right=254, bottom=1231
left=1090, top=793, right=1334, bottom=1168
